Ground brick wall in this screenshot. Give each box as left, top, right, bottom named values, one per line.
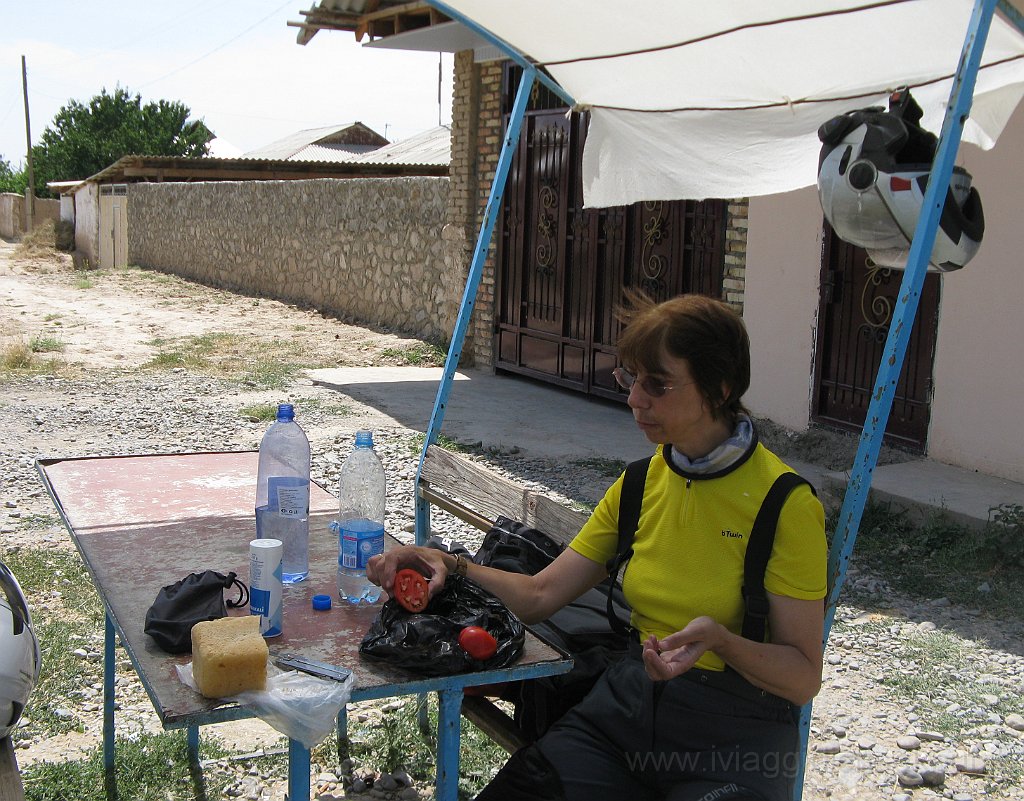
left=445, top=53, right=505, bottom=368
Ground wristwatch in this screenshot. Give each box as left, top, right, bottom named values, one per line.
left=452, top=552, right=470, bottom=577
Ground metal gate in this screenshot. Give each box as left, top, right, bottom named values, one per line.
left=494, top=68, right=726, bottom=402
left=812, top=226, right=940, bottom=450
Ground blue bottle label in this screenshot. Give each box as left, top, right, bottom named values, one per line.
left=268, top=476, right=309, bottom=518
left=339, top=520, right=385, bottom=570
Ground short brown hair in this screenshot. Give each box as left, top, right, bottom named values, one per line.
left=617, top=291, right=750, bottom=423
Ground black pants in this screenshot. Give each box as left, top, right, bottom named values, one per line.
left=478, top=646, right=799, bottom=801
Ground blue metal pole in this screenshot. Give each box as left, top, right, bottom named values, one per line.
left=424, top=0, right=575, bottom=106
left=287, top=738, right=311, bottom=801
left=794, top=1, right=999, bottom=798
left=435, top=687, right=464, bottom=801
left=103, top=613, right=115, bottom=775
left=186, top=725, right=199, bottom=762
left=413, top=65, right=538, bottom=547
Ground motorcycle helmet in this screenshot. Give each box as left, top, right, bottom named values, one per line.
left=817, top=87, right=984, bottom=272
left=1, top=560, right=41, bottom=739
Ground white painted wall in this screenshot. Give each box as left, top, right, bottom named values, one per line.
left=744, top=188, right=823, bottom=431
left=928, top=102, right=1024, bottom=482
left=744, top=102, right=1024, bottom=483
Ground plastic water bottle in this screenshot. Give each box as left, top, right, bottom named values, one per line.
left=336, top=430, right=385, bottom=604
left=255, top=403, right=310, bottom=584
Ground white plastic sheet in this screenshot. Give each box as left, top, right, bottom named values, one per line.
left=442, top=0, right=1024, bottom=204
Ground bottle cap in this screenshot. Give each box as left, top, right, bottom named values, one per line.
left=312, top=594, right=332, bottom=611
left=354, top=429, right=374, bottom=448
left=277, top=403, right=295, bottom=421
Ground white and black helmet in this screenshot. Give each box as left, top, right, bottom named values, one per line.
left=1, top=560, right=41, bottom=739
left=817, top=87, right=984, bottom=272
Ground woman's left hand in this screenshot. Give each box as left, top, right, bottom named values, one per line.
left=641, top=616, right=725, bottom=681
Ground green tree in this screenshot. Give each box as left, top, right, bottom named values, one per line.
left=30, top=87, right=213, bottom=196
left=0, top=157, right=27, bottom=194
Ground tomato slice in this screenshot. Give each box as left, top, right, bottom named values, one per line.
left=458, top=626, right=498, bottom=661
left=393, top=568, right=429, bottom=613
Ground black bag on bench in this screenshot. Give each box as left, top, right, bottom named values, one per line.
left=474, top=515, right=632, bottom=741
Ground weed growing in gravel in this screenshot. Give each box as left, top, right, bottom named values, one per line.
left=30, top=336, right=64, bottom=353
left=338, top=696, right=507, bottom=798
left=238, top=403, right=279, bottom=423
left=571, top=456, right=628, bottom=476
left=0, top=343, right=68, bottom=375
left=21, top=730, right=231, bottom=801
left=839, top=500, right=1024, bottom=622
left=3, top=340, right=34, bottom=369
left=244, top=356, right=304, bottom=389
left=407, top=432, right=478, bottom=456
left=74, top=275, right=94, bottom=290
left=144, top=332, right=319, bottom=389
left=6, top=512, right=62, bottom=531
left=379, top=342, right=447, bottom=367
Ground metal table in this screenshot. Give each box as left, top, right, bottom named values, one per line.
left=36, top=451, right=571, bottom=800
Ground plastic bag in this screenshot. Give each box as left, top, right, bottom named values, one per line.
left=359, top=574, right=524, bottom=676
left=176, top=662, right=353, bottom=749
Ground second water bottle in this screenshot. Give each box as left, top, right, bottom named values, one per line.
left=336, top=430, right=385, bottom=604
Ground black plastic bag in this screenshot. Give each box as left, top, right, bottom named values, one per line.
left=144, top=570, right=249, bottom=654
left=359, top=574, right=524, bottom=676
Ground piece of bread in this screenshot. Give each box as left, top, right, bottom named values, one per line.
left=191, top=616, right=268, bottom=698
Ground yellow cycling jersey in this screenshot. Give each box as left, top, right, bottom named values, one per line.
left=570, top=443, right=827, bottom=671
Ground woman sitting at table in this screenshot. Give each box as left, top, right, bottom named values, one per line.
left=368, top=292, right=827, bottom=801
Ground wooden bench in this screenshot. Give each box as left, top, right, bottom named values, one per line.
left=417, top=443, right=592, bottom=752
left=1, top=736, right=26, bottom=801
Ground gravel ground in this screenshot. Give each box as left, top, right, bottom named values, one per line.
left=2, top=239, right=1023, bottom=800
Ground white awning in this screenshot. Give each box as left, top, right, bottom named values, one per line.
left=441, top=0, right=1024, bottom=205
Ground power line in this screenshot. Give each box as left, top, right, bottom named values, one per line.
left=138, top=0, right=294, bottom=89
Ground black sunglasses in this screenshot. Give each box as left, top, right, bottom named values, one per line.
left=612, top=367, right=678, bottom=398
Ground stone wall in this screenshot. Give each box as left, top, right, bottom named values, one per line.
left=129, top=177, right=457, bottom=344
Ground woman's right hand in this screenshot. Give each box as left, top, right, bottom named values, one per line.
left=366, top=545, right=451, bottom=601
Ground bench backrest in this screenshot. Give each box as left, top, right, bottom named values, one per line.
left=418, top=444, right=589, bottom=546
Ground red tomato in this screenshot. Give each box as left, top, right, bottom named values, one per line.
left=458, top=626, right=498, bottom=661
left=393, top=568, right=429, bottom=613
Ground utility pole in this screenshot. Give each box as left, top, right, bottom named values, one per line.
left=22, top=55, right=35, bottom=232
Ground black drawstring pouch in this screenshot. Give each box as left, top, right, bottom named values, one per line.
left=144, top=571, right=249, bottom=654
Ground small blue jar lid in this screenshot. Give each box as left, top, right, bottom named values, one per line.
left=312, top=594, right=332, bottom=611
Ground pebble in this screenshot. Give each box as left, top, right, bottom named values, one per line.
left=955, top=756, right=987, bottom=774
left=897, top=766, right=924, bottom=787
left=896, top=735, right=921, bottom=750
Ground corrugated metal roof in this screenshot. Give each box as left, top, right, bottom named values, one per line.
left=243, top=122, right=383, bottom=160
left=346, top=125, right=451, bottom=166
left=289, top=143, right=382, bottom=163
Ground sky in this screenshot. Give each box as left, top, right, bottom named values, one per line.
left=0, top=0, right=454, bottom=169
